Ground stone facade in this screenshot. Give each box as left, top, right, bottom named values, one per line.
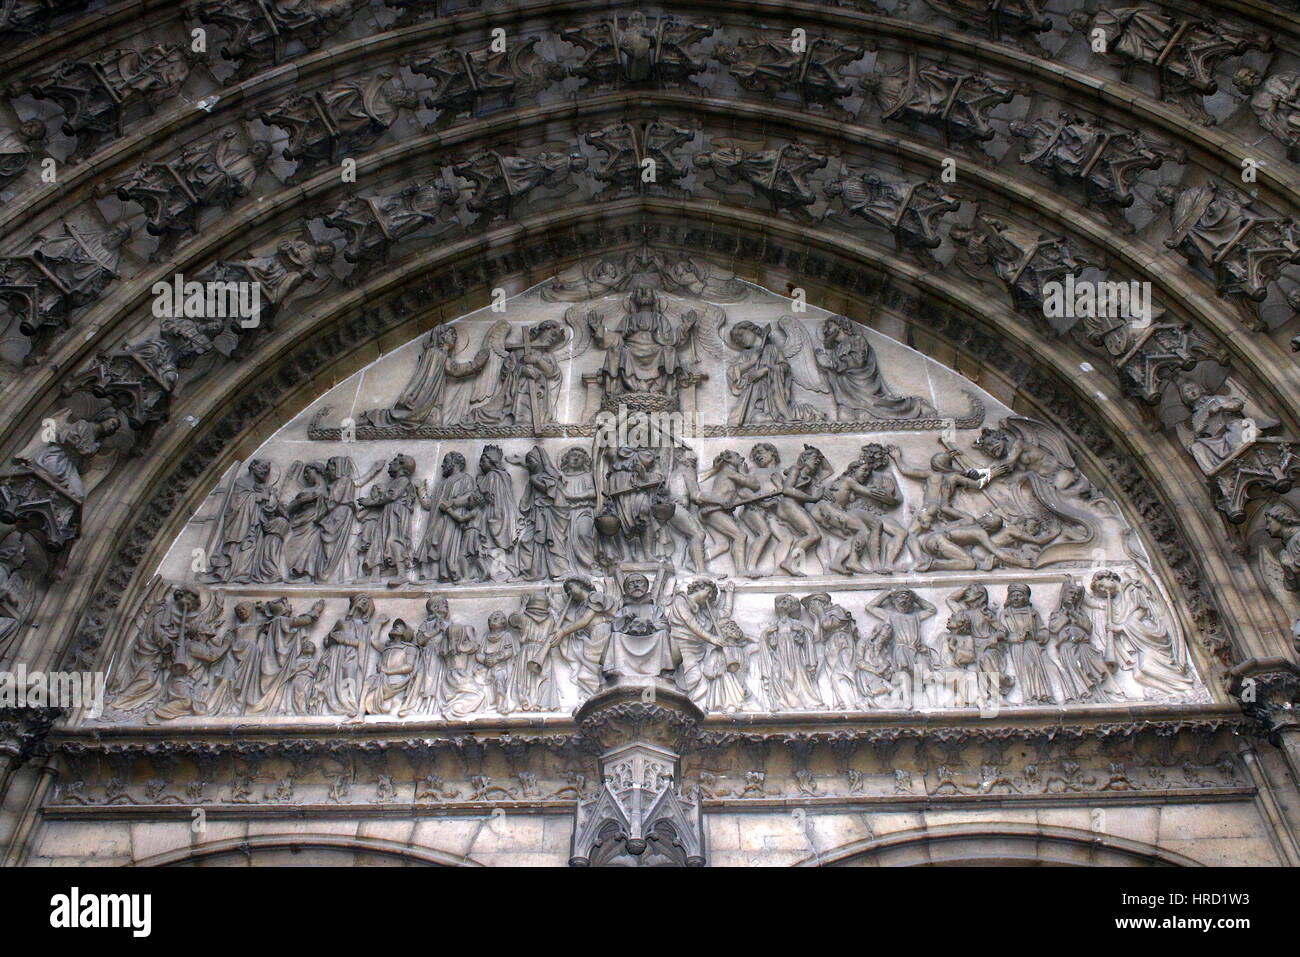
left=1, top=0, right=1300, bottom=868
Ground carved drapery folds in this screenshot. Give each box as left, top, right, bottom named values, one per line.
left=5, top=44, right=199, bottom=163
left=0, top=222, right=130, bottom=360
left=186, top=0, right=367, bottom=83
left=94, top=274, right=1210, bottom=727
left=103, top=130, right=272, bottom=262
left=249, top=73, right=419, bottom=183
left=1066, top=8, right=1270, bottom=124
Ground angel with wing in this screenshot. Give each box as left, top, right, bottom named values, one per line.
left=467, top=319, right=568, bottom=430
left=724, top=317, right=829, bottom=426
left=972, top=416, right=1106, bottom=563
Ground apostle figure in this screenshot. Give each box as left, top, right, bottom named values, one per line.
left=284, top=462, right=329, bottom=581
left=759, top=594, right=821, bottom=710
left=310, top=594, right=381, bottom=716
left=358, top=325, right=489, bottom=429
left=603, top=572, right=673, bottom=682
left=356, top=455, right=417, bottom=581
left=559, top=447, right=599, bottom=574
left=205, top=459, right=281, bottom=583
left=998, top=583, right=1057, bottom=704
left=514, top=446, right=570, bottom=581
left=415, top=452, right=480, bottom=582
left=244, top=597, right=324, bottom=715
left=814, top=315, right=934, bottom=419
left=476, top=444, right=519, bottom=579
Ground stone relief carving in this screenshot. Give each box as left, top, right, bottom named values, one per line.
left=6, top=44, right=200, bottom=163
left=249, top=73, right=420, bottom=183
left=860, top=57, right=1020, bottom=151
left=824, top=168, right=961, bottom=256
left=1154, top=183, right=1300, bottom=329
left=921, top=0, right=1051, bottom=47
left=453, top=147, right=588, bottom=223
left=1233, top=68, right=1300, bottom=161
left=1066, top=8, right=1270, bottom=124
left=404, top=36, right=565, bottom=124
left=715, top=33, right=868, bottom=117
left=949, top=209, right=1095, bottom=322
left=694, top=140, right=828, bottom=220
left=585, top=120, right=696, bottom=198
left=186, top=0, right=367, bottom=83
left=0, top=0, right=87, bottom=43
left=0, top=221, right=130, bottom=359
left=1008, top=112, right=1184, bottom=232
left=0, top=119, right=45, bottom=189
left=561, top=13, right=714, bottom=90
left=100, top=271, right=1206, bottom=724
left=319, top=178, right=460, bottom=285
left=101, top=130, right=273, bottom=262
left=1074, top=308, right=1228, bottom=407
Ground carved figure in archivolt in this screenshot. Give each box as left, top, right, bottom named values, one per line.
left=694, top=141, right=828, bottom=220
left=0, top=120, right=45, bottom=188
left=561, top=12, right=713, bottom=89
left=1234, top=68, right=1300, bottom=159
left=861, top=57, right=1018, bottom=148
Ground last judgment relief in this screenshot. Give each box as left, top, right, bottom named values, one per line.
left=103, top=253, right=1207, bottom=724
